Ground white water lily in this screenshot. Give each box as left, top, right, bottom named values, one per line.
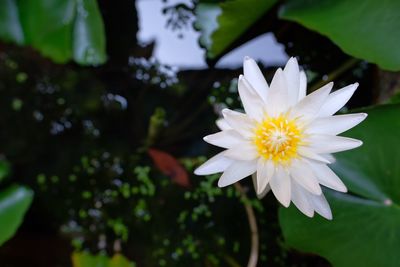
left=195, top=56, right=367, bottom=219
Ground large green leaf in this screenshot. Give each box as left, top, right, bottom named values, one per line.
left=0, top=0, right=24, bottom=44
left=0, top=185, right=33, bottom=245
left=279, top=104, right=400, bottom=267
left=72, top=252, right=136, bottom=267
left=72, top=0, right=107, bottom=65
left=0, top=0, right=106, bottom=65
left=194, top=0, right=277, bottom=59
left=17, top=1, right=75, bottom=62
left=280, top=0, right=400, bottom=71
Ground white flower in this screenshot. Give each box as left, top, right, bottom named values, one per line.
left=195, top=56, right=367, bottom=219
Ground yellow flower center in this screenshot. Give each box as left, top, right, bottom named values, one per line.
left=253, top=115, right=303, bottom=164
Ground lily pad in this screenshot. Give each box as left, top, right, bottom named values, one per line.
left=0, top=185, right=33, bottom=246
left=195, top=0, right=277, bottom=59
left=0, top=0, right=106, bottom=65
left=280, top=0, right=400, bottom=71
left=0, top=0, right=24, bottom=44
left=279, top=104, right=400, bottom=267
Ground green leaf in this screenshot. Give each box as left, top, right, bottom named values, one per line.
left=73, top=0, right=107, bottom=65
left=279, top=104, right=400, bottom=267
left=280, top=0, right=400, bottom=71
left=0, top=160, right=11, bottom=183
left=17, top=0, right=75, bottom=63
left=72, top=252, right=136, bottom=267
left=0, top=0, right=106, bottom=65
left=194, top=3, right=221, bottom=56
left=109, top=254, right=135, bottom=267
left=332, top=104, right=400, bottom=203
left=195, top=0, right=277, bottom=59
left=0, top=0, right=24, bottom=44
left=0, top=185, right=33, bottom=246
left=387, top=90, right=400, bottom=104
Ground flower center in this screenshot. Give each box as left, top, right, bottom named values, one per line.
left=253, top=115, right=303, bottom=164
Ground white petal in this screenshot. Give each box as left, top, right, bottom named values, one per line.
left=216, top=118, right=231, bottom=131
left=252, top=174, right=271, bottom=199
left=222, top=109, right=254, bottom=138
left=291, top=181, right=314, bottom=217
left=256, top=159, right=274, bottom=195
left=243, top=57, right=268, bottom=103
left=308, top=113, right=367, bottom=135
left=194, top=152, right=233, bottom=175
left=298, top=71, right=307, bottom=101
left=298, top=147, right=332, bottom=164
left=267, top=68, right=289, bottom=116
left=307, top=135, right=363, bottom=154
left=269, top=167, right=291, bottom=207
left=290, top=82, right=332, bottom=121
left=224, top=141, right=258, bottom=161
left=218, top=160, right=257, bottom=187
left=309, top=161, right=347, bottom=192
left=321, top=154, right=336, bottom=163
left=238, top=75, right=266, bottom=120
left=309, top=193, right=332, bottom=220
left=318, top=83, right=358, bottom=117
left=259, top=184, right=271, bottom=199
left=204, top=130, right=244, bottom=149
left=289, top=160, right=322, bottom=195
left=283, top=57, right=300, bottom=106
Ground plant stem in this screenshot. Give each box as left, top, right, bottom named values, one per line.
left=223, top=254, right=242, bottom=267
left=234, top=183, right=259, bottom=267
left=309, top=58, right=360, bottom=92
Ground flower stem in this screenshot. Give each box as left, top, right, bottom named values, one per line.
left=234, top=183, right=259, bottom=267
left=309, top=58, right=360, bottom=92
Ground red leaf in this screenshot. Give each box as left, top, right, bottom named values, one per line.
left=148, top=148, right=190, bottom=188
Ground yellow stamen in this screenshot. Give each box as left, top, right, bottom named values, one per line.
left=253, top=115, right=303, bottom=164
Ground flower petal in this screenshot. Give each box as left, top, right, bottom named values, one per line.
left=256, top=159, right=274, bottom=195
left=308, top=113, right=367, bottom=135
left=307, top=134, right=363, bottom=154
left=243, top=56, right=269, bottom=102
left=291, top=180, right=314, bottom=217
left=259, top=184, right=271, bottom=199
left=321, top=153, right=336, bottom=163
left=218, top=160, right=257, bottom=187
left=216, top=118, right=231, bottom=131
left=204, top=130, right=244, bottom=149
left=283, top=57, right=300, bottom=106
left=298, top=147, right=332, bottom=164
left=298, top=71, right=307, bottom=101
left=224, top=141, right=258, bottom=161
left=309, top=161, right=347, bottom=192
left=290, top=160, right=322, bottom=195
left=269, top=167, right=291, bottom=207
left=252, top=174, right=271, bottom=199
left=222, top=109, right=254, bottom=138
left=238, top=75, right=266, bottom=120
left=309, top=193, right=332, bottom=220
left=194, top=152, right=233, bottom=175
left=290, top=82, right=332, bottom=121
left=267, top=68, right=289, bottom=116
left=318, top=83, right=358, bottom=117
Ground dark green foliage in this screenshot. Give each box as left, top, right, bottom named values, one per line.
left=0, top=0, right=106, bottom=65
left=0, top=0, right=397, bottom=267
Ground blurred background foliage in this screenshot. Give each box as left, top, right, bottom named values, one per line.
left=0, top=0, right=399, bottom=267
